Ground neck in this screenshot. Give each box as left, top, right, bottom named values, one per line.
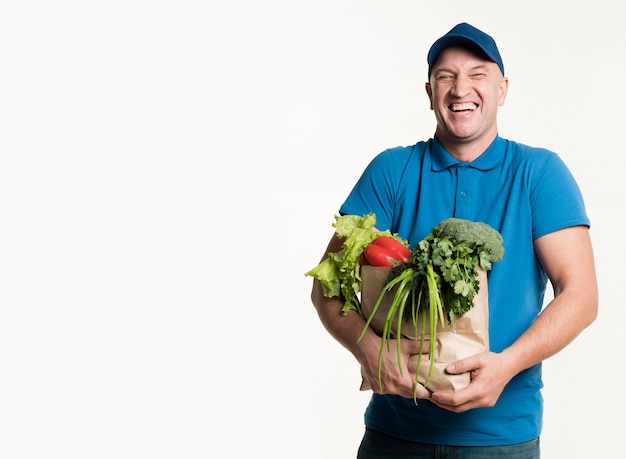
left=435, top=131, right=497, bottom=162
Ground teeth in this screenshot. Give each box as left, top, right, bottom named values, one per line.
left=451, top=103, right=477, bottom=112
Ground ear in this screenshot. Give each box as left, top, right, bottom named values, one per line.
left=498, top=77, right=509, bottom=107
left=425, top=82, right=434, bottom=110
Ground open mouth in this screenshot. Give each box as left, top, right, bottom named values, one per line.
left=449, top=102, right=477, bottom=112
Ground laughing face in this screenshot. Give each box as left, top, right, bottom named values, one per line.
left=426, top=46, right=509, bottom=160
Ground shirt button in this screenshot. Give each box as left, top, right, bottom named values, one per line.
left=460, top=191, right=467, bottom=197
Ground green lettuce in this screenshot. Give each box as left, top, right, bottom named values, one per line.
left=305, top=213, right=394, bottom=316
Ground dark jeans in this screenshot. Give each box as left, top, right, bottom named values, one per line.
left=357, top=428, right=540, bottom=459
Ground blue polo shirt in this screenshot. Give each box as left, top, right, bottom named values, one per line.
left=339, top=135, right=589, bottom=446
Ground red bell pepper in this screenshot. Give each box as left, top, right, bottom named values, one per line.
left=361, top=236, right=410, bottom=267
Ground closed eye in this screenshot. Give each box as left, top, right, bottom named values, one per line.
left=435, top=75, right=454, bottom=83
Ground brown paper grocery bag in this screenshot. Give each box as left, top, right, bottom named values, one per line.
left=359, top=265, right=490, bottom=392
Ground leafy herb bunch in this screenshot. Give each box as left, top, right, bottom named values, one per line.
left=391, top=217, right=505, bottom=322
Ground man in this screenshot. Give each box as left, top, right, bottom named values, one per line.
left=310, top=23, right=598, bottom=458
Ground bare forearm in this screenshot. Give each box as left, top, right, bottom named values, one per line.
left=311, top=279, right=378, bottom=361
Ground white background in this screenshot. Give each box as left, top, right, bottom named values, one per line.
left=1, top=1, right=622, bottom=458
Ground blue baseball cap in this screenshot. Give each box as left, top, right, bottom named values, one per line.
left=427, top=23, right=504, bottom=77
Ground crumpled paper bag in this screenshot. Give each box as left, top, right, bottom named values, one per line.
left=359, top=265, right=490, bottom=392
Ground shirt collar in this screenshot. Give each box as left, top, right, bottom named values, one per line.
left=431, top=135, right=504, bottom=171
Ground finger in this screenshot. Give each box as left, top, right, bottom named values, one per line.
left=430, top=388, right=475, bottom=411
left=445, top=362, right=461, bottom=375
left=412, top=383, right=432, bottom=401
left=444, top=355, right=478, bottom=375
left=430, top=390, right=457, bottom=406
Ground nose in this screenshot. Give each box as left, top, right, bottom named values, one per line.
left=450, top=75, right=471, bottom=97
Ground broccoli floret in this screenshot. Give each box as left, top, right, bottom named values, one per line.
left=431, top=218, right=504, bottom=267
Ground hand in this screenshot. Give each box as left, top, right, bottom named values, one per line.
left=359, top=336, right=432, bottom=400
left=429, top=351, right=513, bottom=412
